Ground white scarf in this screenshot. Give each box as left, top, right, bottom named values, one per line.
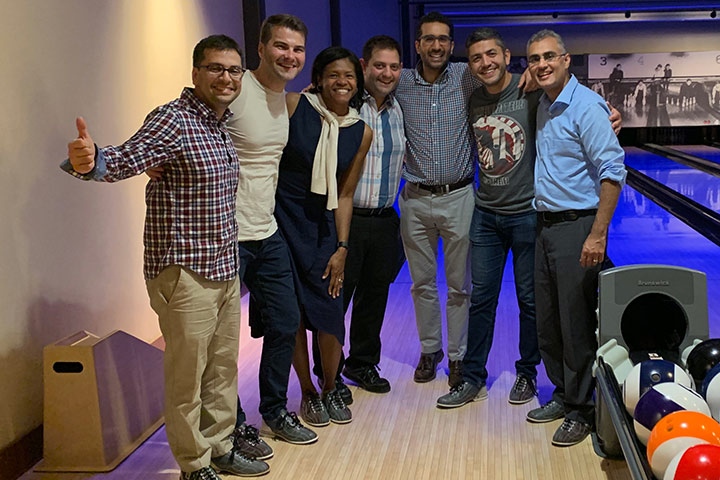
left=302, top=92, right=361, bottom=210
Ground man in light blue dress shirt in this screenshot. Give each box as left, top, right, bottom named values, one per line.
left=525, top=30, right=626, bottom=447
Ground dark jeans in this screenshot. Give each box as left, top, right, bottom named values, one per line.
left=535, top=214, right=603, bottom=425
left=312, top=208, right=404, bottom=377
left=463, top=207, right=540, bottom=387
left=236, top=230, right=300, bottom=424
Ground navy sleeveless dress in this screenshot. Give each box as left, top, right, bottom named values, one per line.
left=275, top=95, right=365, bottom=343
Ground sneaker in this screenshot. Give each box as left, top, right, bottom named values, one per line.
left=436, top=381, right=488, bottom=408
left=414, top=350, right=444, bottom=383
left=300, top=392, right=330, bottom=427
left=448, top=360, right=464, bottom=387
left=552, top=418, right=592, bottom=446
left=526, top=399, right=565, bottom=423
left=322, top=389, right=352, bottom=424
left=180, top=466, right=221, bottom=480
left=343, top=365, right=391, bottom=393
left=232, top=423, right=273, bottom=460
left=211, top=448, right=269, bottom=477
left=508, top=375, right=538, bottom=405
left=262, top=410, right=318, bottom=445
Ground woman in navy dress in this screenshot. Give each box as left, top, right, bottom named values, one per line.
left=275, top=47, right=372, bottom=426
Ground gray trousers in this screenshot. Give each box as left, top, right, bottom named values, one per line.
left=535, top=214, right=603, bottom=425
left=399, top=182, right=473, bottom=361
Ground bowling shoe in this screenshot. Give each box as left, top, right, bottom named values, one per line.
left=436, top=381, right=488, bottom=408
left=322, top=389, right=352, bottom=424
left=232, top=423, right=273, bottom=460
left=551, top=418, right=592, bottom=446
left=509, top=375, right=538, bottom=405
left=526, top=399, right=564, bottom=423
left=300, top=392, right=330, bottom=427
left=180, top=466, right=221, bottom=480
left=211, top=446, right=270, bottom=477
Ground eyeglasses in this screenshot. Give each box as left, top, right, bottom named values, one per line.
left=197, top=63, right=246, bottom=78
left=527, top=52, right=568, bottom=65
left=419, top=35, right=452, bottom=45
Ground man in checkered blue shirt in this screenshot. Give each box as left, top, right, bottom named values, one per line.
left=62, top=35, right=268, bottom=480
left=395, top=11, right=481, bottom=388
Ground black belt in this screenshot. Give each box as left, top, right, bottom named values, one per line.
left=415, top=177, right=473, bottom=194
left=538, top=209, right=597, bottom=225
left=354, top=207, right=394, bottom=217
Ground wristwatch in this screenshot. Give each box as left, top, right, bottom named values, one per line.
left=337, top=241, right=349, bottom=250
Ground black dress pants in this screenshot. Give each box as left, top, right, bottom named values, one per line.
left=535, top=214, right=605, bottom=425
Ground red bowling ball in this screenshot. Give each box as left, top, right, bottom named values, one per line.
left=663, top=443, right=720, bottom=479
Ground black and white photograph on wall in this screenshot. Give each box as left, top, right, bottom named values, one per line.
left=586, top=51, right=720, bottom=127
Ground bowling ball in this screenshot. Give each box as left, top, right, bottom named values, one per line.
left=686, top=339, right=720, bottom=387
left=647, top=410, right=720, bottom=479
left=634, top=382, right=711, bottom=445
left=624, top=359, right=693, bottom=416
left=663, top=444, right=720, bottom=479
left=701, top=363, right=720, bottom=421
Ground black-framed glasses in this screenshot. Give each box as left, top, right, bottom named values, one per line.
left=197, top=63, right=245, bottom=78
left=527, top=52, right=568, bottom=65
left=419, top=34, right=452, bottom=45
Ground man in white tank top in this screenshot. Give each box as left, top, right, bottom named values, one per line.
left=227, top=15, right=319, bottom=452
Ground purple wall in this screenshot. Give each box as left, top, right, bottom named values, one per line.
left=339, top=1, right=402, bottom=60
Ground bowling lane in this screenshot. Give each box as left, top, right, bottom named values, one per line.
left=667, top=144, right=720, bottom=164
left=608, top=182, right=720, bottom=336
left=624, top=146, right=720, bottom=213
left=608, top=186, right=720, bottom=338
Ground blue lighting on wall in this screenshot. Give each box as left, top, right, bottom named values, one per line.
left=441, top=5, right=718, bottom=16
left=455, top=18, right=710, bottom=28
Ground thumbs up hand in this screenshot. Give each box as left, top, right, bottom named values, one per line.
left=67, top=117, right=96, bottom=174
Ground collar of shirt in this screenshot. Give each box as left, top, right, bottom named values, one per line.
left=362, top=90, right=396, bottom=111
left=412, top=61, right=450, bottom=85
left=181, top=87, right=234, bottom=124
left=545, top=74, right=579, bottom=116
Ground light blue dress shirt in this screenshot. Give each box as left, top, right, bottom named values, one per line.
left=534, top=74, right=626, bottom=212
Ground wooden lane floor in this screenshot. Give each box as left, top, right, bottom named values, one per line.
left=22, top=170, right=720, bottom=480
left=20, top=263, right=632, bottom=480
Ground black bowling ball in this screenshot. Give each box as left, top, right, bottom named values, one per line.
left=686, top=339, right=720, bottom=387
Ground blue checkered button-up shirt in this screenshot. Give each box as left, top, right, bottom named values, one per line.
left=395, top=62, right=479, bottom=185
left=354, top=92, right=406, bottom=209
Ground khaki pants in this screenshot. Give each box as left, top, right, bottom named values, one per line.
left=146, top=266, right=240, bottom=472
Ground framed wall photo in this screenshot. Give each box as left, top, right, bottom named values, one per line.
left=584, top=52, right=720, bottom=127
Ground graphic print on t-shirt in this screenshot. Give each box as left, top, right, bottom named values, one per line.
left=472, top=114, right=526, bottom=180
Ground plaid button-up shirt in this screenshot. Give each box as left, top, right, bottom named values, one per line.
left=61, top=88, right=240, bottom=282
left=395, top=62, right=479, bottom=185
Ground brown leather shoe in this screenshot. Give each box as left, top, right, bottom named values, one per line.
left=414, top=350, right=444, bottom=383
left=448, top=360, right=464, bottom=387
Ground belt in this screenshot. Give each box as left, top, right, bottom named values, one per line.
left=354, top=207, right=394, bottom=217
left=538, top=209, right=597, bottom=225
left=415, top=177, right=473, bottom=194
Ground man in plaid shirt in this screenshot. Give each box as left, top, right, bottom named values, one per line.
left=62, top=35, right=268, bottom=480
